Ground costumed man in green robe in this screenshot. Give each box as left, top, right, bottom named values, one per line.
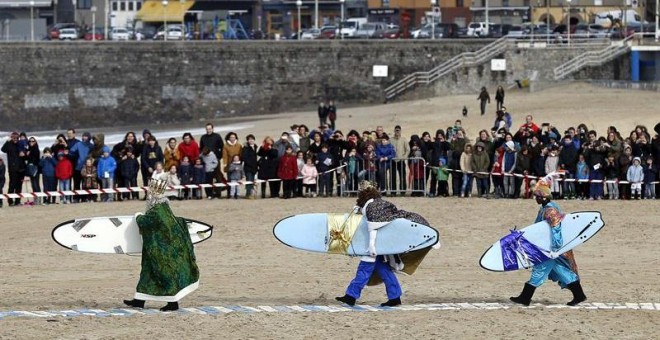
left=123, top=178, right=200, bottom=311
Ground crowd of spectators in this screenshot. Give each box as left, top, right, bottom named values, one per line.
left=1, top=109, right=659, bottom=207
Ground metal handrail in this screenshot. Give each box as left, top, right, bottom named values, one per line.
left=384, top=36, right=511, bottom=100
left=553, top=34, right=637, bottom=80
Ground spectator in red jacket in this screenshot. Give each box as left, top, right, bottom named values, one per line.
left=277, top=145, right=299, bottom=199
left=520, top=115, right=540, bottom=134
left=177, top=132, right=200, bottom=163
left=55, top=152, right=74, bottom=204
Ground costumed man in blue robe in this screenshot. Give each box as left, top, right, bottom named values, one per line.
left=510, top=172, right=587, bottom=306
left=123, top=178, right=200, bottom=311
left=336, top=181, right=439, bottom=307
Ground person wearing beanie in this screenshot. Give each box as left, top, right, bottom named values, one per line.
left=97, top=146, right=117, bottom=202
left=627, top=157, right=644, bottom=199
left=510, top=172, right=587, bottom=307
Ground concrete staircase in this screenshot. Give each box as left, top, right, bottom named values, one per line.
left=384, top=37, right=512, bottom=101
left=553, top=35, right=634, bottom=80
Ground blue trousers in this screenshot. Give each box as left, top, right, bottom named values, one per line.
left=346, top=257, right=402, bottom=300
left=528, top=257, right=578, bottom=288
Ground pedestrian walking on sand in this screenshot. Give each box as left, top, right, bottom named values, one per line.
left=477, top=87, right=490, bottom=116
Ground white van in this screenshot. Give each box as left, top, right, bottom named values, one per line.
left=467, top=22, right=489, bottom=37
left=340, top=17, right=367, bottom=38
left=594, top=10, right=644, bottom=28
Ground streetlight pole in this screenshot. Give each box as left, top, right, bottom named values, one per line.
left=430, top=0, right=436, bottom=39
left=340, top=0, right=344, bottom=40
left=314, top=0, right=318, bottom=29
left=104, top=0, right=109, bottom=40
left=296, top=0, right=302, bottom=39
left=656, top=0, right=659, bottom=42
left=91, top=6, right=97, bottom=41
left=485, top=0, right=489, bottom=36
left=162, top=0, right=168, bottom=41
left=30, top=1, right=35, bottom=41
left=546, top=0, right=550, bottom=43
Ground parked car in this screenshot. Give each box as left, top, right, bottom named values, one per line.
left=374, top=25, right=400, bottom=39
left=48, top=23, right=78, bottom=40
left=300, top=28, right=321, bottom=40
left=355, top=22, right=386, bottom=39
left=154, top=25, right=185, bottom=40
left=339, top=17, right=367, bottom=38
left=138, top=27, right=157, bottom=40
left=318, top=26, right=337, bottom=39
left=84, top=27, right=104, bottom=41
left=110, top=27, right=130, bottom=41
left=487, top=24, right=512, bottom=38
left=416, top=22, right=459, bottom=39
left=507, top=25, right=525, bottom=39
left=467, top=22, right=488, bottom=37
left=58, top=28, right=78, bottom=40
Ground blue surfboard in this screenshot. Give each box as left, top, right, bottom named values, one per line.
left=273, top=213, right=439, bottom=256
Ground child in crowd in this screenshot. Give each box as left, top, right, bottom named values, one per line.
left=151, top=161, right=165, bottom=179
left=278, top=146, right=299, bottom=199
left=435, top=158, right=450, bottom=197
left=459, top=143, right=473, bottom=198
left=178, top=155, right=192, bottom=199
left=201, top=147, right=218, bottom=199
left=544, top=147, right=560, bottom=199
left=192, top=158, right=206, bottom=199
left=81, top=157, right=98, bottom=202
left=316, top=144, right=333, bottom=197
left=227, top=155, right=244, bottom=199
left=39, top=148, right=57, bottom=205
left=627, top=157, right=644, bottom=200
left=643, top=157, right=657, bottom=199
left=97, top=146, right=117, bottom=202
left=301, top=156, right=319, bottom=197
left=163, top=165, right=181, bottom=200
left=343, top=148, right=360, bottom=193
left=119, top=148, right=139, bottom=201
left=575, top=154, right=590, bottom=200
left=491, top=150, right=504, bottom=198
left=409, top=145, right=425, bottom=197
left=296, top=151, right=305, bottom=197
left=362, top=144, right=377, bottom=183
left=604, top=155, right=619, bottom=200
left=55, top=151, right=74, bottom=204
left=502, top=141, right=518, bottom=199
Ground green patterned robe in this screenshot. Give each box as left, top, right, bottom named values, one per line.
left=134, top=202, right=200, bottom=302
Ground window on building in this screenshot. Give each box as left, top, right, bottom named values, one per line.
left=77, top=0, right=92, bottom=9
left=503, top=0, right=509, bottom=7
left=112, top=1, right=118, bottom=11
left=128, top=2, right=134, bottom=11
left=456, top=0, right=464, bottom=7
left=120, top=1, right=126, bottom=11
left=137, top=2, right=142, bottom=10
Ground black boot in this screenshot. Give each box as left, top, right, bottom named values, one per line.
left=566, top=281, right=587, bottom=306
left=123, top=299, right=145, bottom=308
left=160, top=302, right=179, bottom=311
left=335, top=294, right=356, bottom=306
left=380, top=297, right=401, bottom=307
left=510, top=283, right=536, bottom=306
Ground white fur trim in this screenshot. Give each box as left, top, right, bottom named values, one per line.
left=134, top=281, right=199, bottom=302
left=361, top=199, right=374, bottom=216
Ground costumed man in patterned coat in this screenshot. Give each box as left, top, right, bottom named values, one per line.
left=510, top=172, right=587, bottom=306
left=123, top=177, right=200, bottom=311
left=336, top=181, right=439, bottom=307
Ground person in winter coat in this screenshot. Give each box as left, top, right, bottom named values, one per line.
left=55, top=152, right=74, bottom=204
left=0, top=157, right=5, bottom=207
left=2, top=132, right=27, bottom=206
left=163, top=138, right=181, bottom=172
left=97, top=146, right=117, bottom=202
left=141, top=136, right=164, bottom=193
left=627, top=157, right=644, bottom=199
left=544, top=147, right=560, bottom=199
left=39, top=148, right=57, bottom=204
left=429, top=130, right=451, bottom=197
left=603, top=155, right=619, bottom=200
left=222, top=132, right=243, bottom=173
left=477, top=87, right=491, bottom=116
left=257, top=137, right=281, bottom=198
left=89, top=134, right=106, bottom=162
left=177, top=156, right=192, bottom=200
left=515, top=146, right=533, bottom=199
left=575, top=154, right=590, bottom=199
left=191, top=158, right=206, bottom=199
left=643, top=157, right=657, bottom=199
left=471, top=142, right=491, bottom=197
left=120, top=148, right=140, bottom=201
left=327, top=100, right=337, bottom=130
left=81, top=157, right=98, bottom=202
left=227, top=155, right=245, bottom=199
left=178, top=133, right=200, bottom=163
left=200, top=147, right=219, bottom=199
left=502, top=141, right=518, bottom=199
left=278, top=146, right=299, bottom=199
left=317, top=101, right=328, bottom=126
left=241, top=134, right=259, bottom=199
left=495, top=85, right=505, bottom=111
left=316, top=144, right=333, bottom=197
left=25, top=136, right=41, bottom=205
left=375, top=134, right=396, bottom=194
left=301, top=156, right=319, bottom=197
left=617, top=145, right=633, bottom=199
left=459, top=143, right=474, bottom=197
left=558, top=136, right=578, bottom=199
left=199, top=123, right=224, bottom=161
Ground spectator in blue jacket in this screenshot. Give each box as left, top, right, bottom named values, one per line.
left=376, top=134, right=396, bottom=194
left=643, top=157, right=657, bottom=199
left=97, top=146, right=117, bottom=202
left=69, top=132, right=93, bottom=202
left=39, top=148, right=58, bottom=204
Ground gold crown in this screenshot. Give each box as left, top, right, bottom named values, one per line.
left=358, top=180, right=377, bottom=191
left=148, top=178, right=168, bottom=196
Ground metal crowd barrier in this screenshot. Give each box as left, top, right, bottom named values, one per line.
left=341, top=157, right=427, bottom=196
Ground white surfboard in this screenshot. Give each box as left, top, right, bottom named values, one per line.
left=480, top=211, right=604, bottom=272
left=273, top=213, right=439, bottom=256
left=52, top=216, right=213, bottom=255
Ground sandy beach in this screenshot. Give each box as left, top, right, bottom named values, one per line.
left=1, top=83, right=659, bottom=339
